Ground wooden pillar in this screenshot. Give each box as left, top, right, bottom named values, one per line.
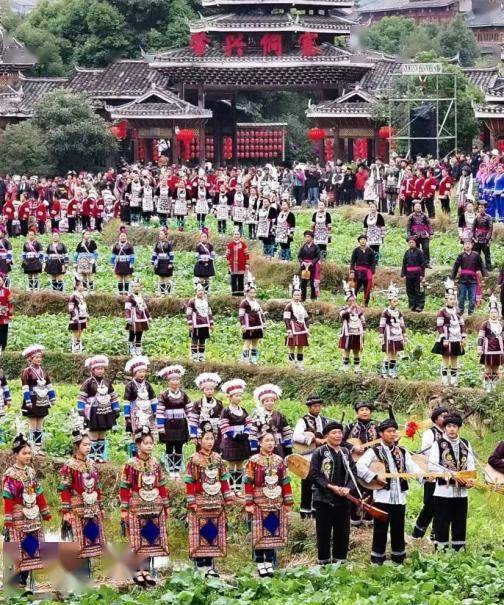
left=173, top=133, right=179, bottom=166
left=231, top=92, right=237, bottom=166
left=333, top=128, right=340, bottom=163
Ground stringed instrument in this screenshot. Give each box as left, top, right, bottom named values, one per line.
left=347, top=419, right=432, bottom=461
left=285, top=455, right=389, bottom=521
left=484, top=463, right=504, bottom=487
left=357, top=460, right=477, bottom=490
left=293, top=435, right=326, bottom=456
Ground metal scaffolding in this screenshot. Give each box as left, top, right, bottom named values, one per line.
left=387, top=63, right=458, bottom=160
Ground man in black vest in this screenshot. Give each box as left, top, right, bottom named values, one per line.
left=357, top=418, right=423, bottom=564
left=309, top=421, right=358, bottom=564
left=292, top=393, right=329, bottom=518
left=428, top=413, right=475, bottom=551
left=412, top=406, right=448, bottom=539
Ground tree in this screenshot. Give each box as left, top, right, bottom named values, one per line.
left=147, top=0, right=197, bottom=50
left=439, top=15, right=480, bottom=67
left=360, top=16, right=416, bottom=55
left=32, top=90, right=118, bottom=172
left=0, top=122, right=54, bottom=175
left=402, top=24, right=441, bottom=59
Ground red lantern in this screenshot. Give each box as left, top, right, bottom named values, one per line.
left=177, top=128, right=196, bottom=143
left=308, top=127, right=325, bottom=142
left=137, top=139, right=146, bottom=163
left=378, top=126, right=396, bottom=140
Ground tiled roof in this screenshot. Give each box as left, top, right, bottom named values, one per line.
left=466, top=7, right=504, bottom=28
left=66, top=60, right=168, bottom=98
left=307, top=100, right=372, bottom=117
left=359, top=0, right=457, bottom=12
left=0, top=26, right=37, bottom=68
left=0, top=76, right=66, bottom=116
left=474, top=103, right=504, bottom=117
left=358, top=59, right=400, bottom=91
left=202, top=0, right=353, bottom=7
left=190, top=12, right=355, bottom=33
left=154, top=42, right=353, bottom=65
left=107, top=89, right=212, bottom=120
left=462, top=67, right=500, bottom=92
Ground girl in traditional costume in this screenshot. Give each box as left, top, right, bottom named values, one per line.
left=120, top=426, right=170, bottom=587
left=124, top=357, right=158, bottom=455
left=379, top=283, right=406, bottom=379
left=239, top=275, right=266, bottom=365
left=311, top=200, right=332, bottom=259
left=156, top=365, right=191, bottom=480
left=189, top=372, right=223, bottom=448
left=250, top=384, right=292, bottom=458
left=44, top=229, right=69, bottom=292
left=21, top=227, right=44, bottom=292
left=110, top=227, right=135, bottom=295
left=58, top=414, right=106, bottom=579
left=68, top=279, right=89, bottom=353
left=185, top=429, right=233, bottom=577
left=77, top=355, right=120, bottom=462
left=124, top=279, right=151, bottom=356
left=74, top=230, right=98, bottom=292
left=477, top=294, right=504, bottom=392
left=283, top=276, right=310, bottom=370
left=186, top=279, right=214, bottom=362
left=339, top=281, right=366, bottom=374
left=219, top=379, right=256, bottom=494
left=244, top=430, right=293, bottom=578
left=21, top=344, right=56, bottom=453
left=432, top=278, right=466, bottom=386
left=194, top=229, right=215, bottom=294
left=152, top=227, right=174, bottom=296
left=2, top=429, right=51, bottom=593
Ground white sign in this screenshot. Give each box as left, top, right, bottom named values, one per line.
left=401, top=63, right=443, bottom=76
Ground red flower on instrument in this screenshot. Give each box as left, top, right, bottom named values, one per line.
left=405, top=421, right=420, bottom=438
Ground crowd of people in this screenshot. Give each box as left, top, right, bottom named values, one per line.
left=1, top=151, right=504, bottom=593
left=3, top=361, right=504, bottom=590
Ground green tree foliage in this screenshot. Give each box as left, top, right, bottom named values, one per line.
left=31, top=90, right=118, bottom=172
left=146, top=0, right=197, bottom=51
left=360, top=16, right=416, bottom=55
left=0, top=121, right=54, bottom=175
left=362, top=15, right=479, bottom=67
left=439, top=15, right=480, bottom=67
left=13, top=0, right=133, bottom=74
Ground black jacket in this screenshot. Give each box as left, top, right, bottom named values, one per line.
left=309, top=444, right=357, bottom=506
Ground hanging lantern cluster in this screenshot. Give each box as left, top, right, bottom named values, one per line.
left=353, top=138, right=368, bottom=161
left=151, top=139, right=160, bottom=163
left=177, top=129, right=197, bottom=161
left=324, top=138, right=333, bottom=162
left=137, top=139, right=146, bottom=163
left=223, top=136, right=233, bottom=160
left=307, top=127, right=325, bottom=142
left=189, top=136, right=215, bottom=160
left=237, top=129, right=283, bottom=159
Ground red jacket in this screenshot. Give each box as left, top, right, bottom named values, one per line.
left=93, top=198, right=105, bottom=218
left=50, top=199, right=61, bottom=220
left=0, top=287, right=13, bottom=324
left=400, top=176, right=416, bottom=199
left=18, top=200, right=31, bottom=221
left=438, top=175, right=453, bottom=197
left=2, top=200, right=14, bottom=220
left=35, top=202, right=48, bottom=223
left=81, top=197, right=94, bottom=217
left=67, top=198, right=80, bottom=218
left=226, top=239, right=249, bottom=273
left=423, top=177, right=437, bottom=199
left=113, top=200, right=121, bottom=218
left=414, top=177, right=425, bottom=199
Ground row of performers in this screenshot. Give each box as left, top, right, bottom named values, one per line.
left=4, top=403, right=503, bottom=592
